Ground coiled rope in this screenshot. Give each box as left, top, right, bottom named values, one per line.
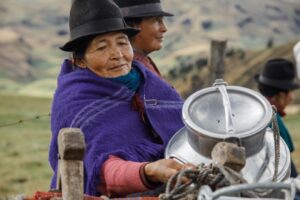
left=159, top=163, right=261, bottom=200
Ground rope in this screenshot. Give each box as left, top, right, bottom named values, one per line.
left=271, top=105, right=281, bottom=182
left=159, top=163, right=253, bottom=200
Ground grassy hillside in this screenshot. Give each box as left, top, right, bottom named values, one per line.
left=0, top=0, right=300, bottom=96
left=286, top=114, right=300, bottom=170
left=166, top=40, right=300, bottom=101
left=0, top=94, right=52, bottom=198
left=0, top=94, right=300, bottom=198
left=163, top=0, right=300, bottom=50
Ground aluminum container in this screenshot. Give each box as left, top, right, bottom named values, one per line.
left=165, top=80, right=290, bottom=183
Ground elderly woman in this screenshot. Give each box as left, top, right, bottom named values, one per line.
left=255, top=58, right=300, bottom=178
left=48, top=0, right=186, bottom=197
left=113, top=0, right=171, bottom=79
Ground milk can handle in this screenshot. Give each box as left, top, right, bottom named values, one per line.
left=213, top=79, right=235, bottom=135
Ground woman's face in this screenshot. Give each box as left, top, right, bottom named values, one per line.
left=131, top=16, right=167, bottom=55
left=79, top=32, right=133, bottom=78
left=283, top=90, right=295, bottom=107
left=276, top=90, right=295, bottom=109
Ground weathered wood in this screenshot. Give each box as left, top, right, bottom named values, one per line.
left=211, top=141, right=246, bottom=172
left=58, top=128, right=85, bottom=160
left=209, top=40, right=227, bottom=85
left=57, top=128, right=85, bottom=200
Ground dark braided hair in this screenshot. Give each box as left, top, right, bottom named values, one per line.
left=258, top=83, right=289, bottom=97
left=72, top=36, right=96, bottom=60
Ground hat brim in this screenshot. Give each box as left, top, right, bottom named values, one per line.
left=254, top=74, right=300, bottom=90
left=60, top=27, right=139, bottom=52
left=120, top=3, right=173, bottom=18
left=124, top=11, right=173, bottom=18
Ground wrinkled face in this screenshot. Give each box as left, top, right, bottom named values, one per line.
left=131, top=16, right=167, bottom=54
left=79, top=32, right=133, bottom=78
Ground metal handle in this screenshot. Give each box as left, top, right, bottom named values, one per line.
left=213, top=79, right=235, bottom=135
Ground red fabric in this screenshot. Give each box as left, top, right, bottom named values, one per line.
left=133, top=52, right=163, bottom=79
left=266, top=97, right=286, bottom=116
left=28, top=191, right=104, bottom=200
left=28, top=191, right=158, bottom=200
left=132, top=93, right=146, bottom=122
left=98, top=155, right=148, bottom=197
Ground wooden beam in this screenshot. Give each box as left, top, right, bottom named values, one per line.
left=57, top=128, right=85, bottom=200
left=209, top=40, right=227, bottom=85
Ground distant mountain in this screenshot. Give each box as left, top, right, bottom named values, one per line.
left=0, top=0, right=70, bottom=95
left=0, top=0, right=299, bottom=96
left=158, top=0, right=300, bottom=72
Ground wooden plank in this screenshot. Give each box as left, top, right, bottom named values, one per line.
left=57, top=128, right=85, bottom=200
left=209, top=40, right=227, bottom=85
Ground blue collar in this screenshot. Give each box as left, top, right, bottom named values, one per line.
left=108, top=67, right=141, bottom=91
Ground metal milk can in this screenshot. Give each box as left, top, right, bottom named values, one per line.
left=165, top=79, right=291, bottom=185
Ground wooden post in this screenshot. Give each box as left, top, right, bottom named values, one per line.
left=57, top=128, right=85, bottom=200
left=209, top=40, right=227, bottom=85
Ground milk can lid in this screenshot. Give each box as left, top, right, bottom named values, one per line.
left=183, top=80, right=272, bottom=138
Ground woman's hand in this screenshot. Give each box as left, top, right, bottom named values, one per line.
left=144, top=158, right=195, bottom=183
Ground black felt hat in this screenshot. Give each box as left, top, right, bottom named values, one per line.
left=60, top=0, right=139, bottom=52
left=255, top=58, right=300, bottom=90
left=113, top=0, right=173, bottom=18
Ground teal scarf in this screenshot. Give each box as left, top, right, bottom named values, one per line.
left=275, top=114, right=294, bottom=152
left=108, top=67, right=141, bottom=91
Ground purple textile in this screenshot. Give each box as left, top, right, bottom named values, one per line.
left=49, top=59, right=184, bottom=195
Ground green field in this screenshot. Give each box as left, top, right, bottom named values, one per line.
left=0, top=94, right=299, bottom=198
left=285, top=114, right=300, bottom=168
left=0, top=94, right=52, bottom=198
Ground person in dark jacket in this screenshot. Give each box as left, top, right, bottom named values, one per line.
left=255, top=58, right=300, bottom=178
left=48, top=0, right=188, bottom=197
left=113, top=0, right=172, bottom=79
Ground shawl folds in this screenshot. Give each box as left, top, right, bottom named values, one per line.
left=49, top=59, right=184, bottom=195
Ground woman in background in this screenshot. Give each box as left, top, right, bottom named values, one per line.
left=255, top=58, right=300, bottom=178
left=114, top=0, right=172, bottom=79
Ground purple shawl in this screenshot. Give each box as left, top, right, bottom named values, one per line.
left=49, top=59, right=184, bottom=195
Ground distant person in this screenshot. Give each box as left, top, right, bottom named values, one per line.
left=255, top=58, right=300, bottom=177
left=48, top=0, right=188, bottom=197
left=113, top=0, right=172, bottom=79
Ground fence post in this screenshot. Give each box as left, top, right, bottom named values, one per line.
left=57, top=128, right=85, bottom=200
left=209, top=40, right=227, bottom=85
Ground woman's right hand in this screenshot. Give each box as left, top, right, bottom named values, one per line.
left=144, top=158, right=195, bottom=183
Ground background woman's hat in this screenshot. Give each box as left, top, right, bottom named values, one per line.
left=60, top=0, right=139, bottom=52
left=255, top=58, right=300, bottom=90
left=113, top=0, right=173, bottom=18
